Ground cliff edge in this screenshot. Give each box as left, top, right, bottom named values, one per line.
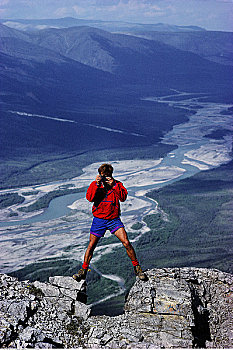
left=0, top=267, right=232, bottom=348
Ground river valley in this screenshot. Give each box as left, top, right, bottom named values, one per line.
left=0, top=91, right=232, bottom=305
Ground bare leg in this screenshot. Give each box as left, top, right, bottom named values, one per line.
left=114, top=227, right=147, bottom=281
left=73, top=234, right=100, bottom=281
left=114, top=227, right=137, bottom=261
left=84, top=233, right=100, bottom=265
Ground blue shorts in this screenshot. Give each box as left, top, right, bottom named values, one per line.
left=90, top=217, right=124, bottom=238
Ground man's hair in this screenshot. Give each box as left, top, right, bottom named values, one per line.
left=98, top=163, right=113, bottom=177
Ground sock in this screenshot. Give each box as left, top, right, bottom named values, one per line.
left=131, top=259, right=139, bottom=267
left=82, top=262, right=89, bottom=270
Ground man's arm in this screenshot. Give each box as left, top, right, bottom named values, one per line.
left=86, top=175, right=102, bottom=202
left=112, top=180, right=128, bottom=202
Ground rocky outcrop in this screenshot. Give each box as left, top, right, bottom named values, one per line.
left=86, top=268, right=233, bottom=348
left=0, top=267, right=232, bottom=348
left=0, top=274, right=90, bottom=348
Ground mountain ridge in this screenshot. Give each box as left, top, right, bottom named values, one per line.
left=124, top=30, right=233, bottom=66
left=0, top=17, right=206, bottom=33
left=1, top=22, right=232, bottom=81
left=0, top=22, right=232, bottom=189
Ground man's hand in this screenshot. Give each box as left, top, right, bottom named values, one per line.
left=96, top=175, right=102, bottom=186
left=96, top=174, right=114, bottom=187
left=105, top=176, right=114, bottom=187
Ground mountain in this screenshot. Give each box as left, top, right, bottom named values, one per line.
left=0, top=37, right=70, bottom=63
left=0, top=22, right=30, bottom=40
left=26, top=26, right=233, bottom=101
left=26, top=26, right=233, bottom=88
left=1, top=23, right=232, bottom=108
left=0, top=24, right=115, bottom=103
left=1, top=268, right=233, bottom=348
left=1, top=19, right=231, bottom=67
left=126, top=30, right=233, bottom=66
left=0, top=17, right=205, bottom=33
left=1, top=23, right=232, bottom=97
left=29, top=26, right=116, bottom=72
left=1, top=23, right=232, bottom=128
left=0, top=23, right=232, bottom=187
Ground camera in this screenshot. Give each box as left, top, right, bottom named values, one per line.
left=101, top=175, right=107, bottom=183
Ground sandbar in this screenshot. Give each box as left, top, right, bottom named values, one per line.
left=184, top=142, right=232, bottom=167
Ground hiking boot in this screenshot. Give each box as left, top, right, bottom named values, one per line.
left=134, top=265, right=147, bottom=281
left=72, top=268, right=87, bottom=281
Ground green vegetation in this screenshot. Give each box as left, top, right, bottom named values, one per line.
left=9, top=256, right=99, bottom=289
left=220, top=106, right=233, bottom=115
left=27, top=285, right=44, bottom=298
left=22, top=191, right=39, bottom=196
left=96, top=234, right=119, bottom=246
left=91, top=294, right=126, bottom=316
left=0, top=193, right=25, bottom=209
left=8, top=212, right=18, bottom=217
left=141, top=160, right=233, bottom=273
left=1, top=97, right=190, bottom=189
left=63, top=244, right=82, bottom=252
left=128, top=230, right=142, bottom=240
left=94, top=247, right=136, bottom=291
left=131, top=222, right=143, bottom=230
left=18, top=187, right=86, bottom=212
left=88, top=244, right=136, bottom=315
left=0, top=143, right=175, bottom=190
left=87, top=275, right=119, bottom=304
left=139, top=213, right=179, bottom=247
left=205, top=129, right=232, bottom=140
left=9, top=258, right=80, bottom=282
left=96, top=229, right=139, bottom=247
left=58, top=184, right=75, bottom=189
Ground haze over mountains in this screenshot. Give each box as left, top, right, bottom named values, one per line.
left=0, top=17, right=206, bottom=33
left=127, top=31, right=233, bottom=67
left=1, top=21, right=232, bottom=98
left=28, top=26, right=233, bottom=73
left=0, top=19, right=233, bottom=187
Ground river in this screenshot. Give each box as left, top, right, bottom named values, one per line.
left=0, top=91, right=232, bottom=300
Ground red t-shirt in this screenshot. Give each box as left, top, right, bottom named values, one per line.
left=86, top=180, right=128, bottom=219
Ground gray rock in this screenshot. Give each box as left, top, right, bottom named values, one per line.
left=44, top=296, right=73, bottom=313
left=49, top=275, right=84, bottom=290
left=34, top=341, right=53, bottom=348
left=100, top=334, right=113, bottom=345
left=33, top=281, right=60, bottom=297
left=0, top=268, right=232, bottom=348
left=0, top=316, right=13, bottom=344
left=59, top=287, right=78, bottom=300
left=18, top=327, right=45, bottom=343
left=8, top=299, right=31, bottom=323
left=74, top=300, right=91, bottom=319
left=84, top=267, right=232, bottom=348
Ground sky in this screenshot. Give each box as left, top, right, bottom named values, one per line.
left=0, top=0, right=232, bottom=31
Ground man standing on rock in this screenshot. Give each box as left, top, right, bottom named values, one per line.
left=73, top=163, right=146, bottom=282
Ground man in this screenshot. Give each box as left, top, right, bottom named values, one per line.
left=73, top=163, right=146, bottom=281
